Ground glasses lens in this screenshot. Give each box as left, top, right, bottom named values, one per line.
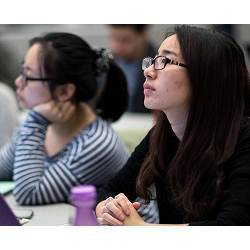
left=142, top=57, right=153, bottom=70
left=155, top=56, right=165, bottom=70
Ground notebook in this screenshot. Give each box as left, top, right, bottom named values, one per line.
left=0, top=194, right=20, bottom=226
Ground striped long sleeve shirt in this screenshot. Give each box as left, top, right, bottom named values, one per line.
left=0, top=111, right=129, bottom=205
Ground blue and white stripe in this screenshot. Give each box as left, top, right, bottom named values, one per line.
left=0, top=110, right=129, bottom=205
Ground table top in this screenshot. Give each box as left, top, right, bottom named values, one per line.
left=5, top=194, right=75, bottom=226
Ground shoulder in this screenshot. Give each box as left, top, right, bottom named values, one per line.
left=74, top=117, right=127, bottom=155
left=82, top=117, right=118, bottom=141
left=69, top=118, right=129, bottom=170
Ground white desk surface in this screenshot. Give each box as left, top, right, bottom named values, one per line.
left=5, top=194, right=75, bottom=226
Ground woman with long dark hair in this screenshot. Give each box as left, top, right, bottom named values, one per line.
left=0, top=32, right=129, bottom=205
left=96, top=25, right=250, bottom=225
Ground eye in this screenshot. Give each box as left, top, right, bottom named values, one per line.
left=160, top=57, right=166, bottom=64
left=164, top=57, right=172, bottom=64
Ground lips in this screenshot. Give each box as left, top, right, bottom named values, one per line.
left=143, top=83, right=155, bottom=91
left=143, top=83, right=155, bottom=96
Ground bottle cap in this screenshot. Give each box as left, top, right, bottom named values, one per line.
left=70, top=185, right=96, bottom=201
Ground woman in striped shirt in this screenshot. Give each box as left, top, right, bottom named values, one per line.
left=0, top=32, right=129, bottom=205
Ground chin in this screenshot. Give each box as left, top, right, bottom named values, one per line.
left=144, top=102, right=156, bottom=110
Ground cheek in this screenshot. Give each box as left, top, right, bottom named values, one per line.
left=168, top=71, right=190, bottom=91
left=160, top=74, right=191, bottom=105
left=170, top=77, right=191, bottom=104
left=176, top=74, right=191, bottom=99
left=24, top=87, right=51, bottom=108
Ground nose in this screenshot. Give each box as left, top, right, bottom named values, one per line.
left=15, top=75, right=23, bottom=89
left=143, top=65, right=156, bottom=80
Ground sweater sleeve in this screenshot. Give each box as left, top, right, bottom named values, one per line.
left=190, top=126, right=250, bottom=226
left=12, top=110, right=82, bottom=205
left=97, top=130, right=151, bottom=203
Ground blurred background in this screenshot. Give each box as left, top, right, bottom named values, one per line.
left=0, top=24, right=249, bottom=89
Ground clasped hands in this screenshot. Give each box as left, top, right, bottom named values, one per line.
left=96, top=193, right=148, bottom=226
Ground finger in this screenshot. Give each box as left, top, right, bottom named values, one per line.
left=132, top=202, right=141, bottom=210
left=105, top=199, right=126, bottom=221
left=56, top=102, right=68, bottom=114
left=52, top=102, right=73, bottom=122
left=115, top=194, right=131, bottom=216
left=104, top=197, right=115, bottom=206
left=102, top=213, right=124, bottom=226
left=60, top=101, right=72, bottom=111
left=102, top=205, right=111, bottom=216
left=50, top=101, right=62, bottom=115
left=96, top=217, right=109, bottom=226
left=61, top=102, right=75, bottom=119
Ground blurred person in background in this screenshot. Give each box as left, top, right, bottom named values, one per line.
left=96, top=25, right=250, bottom=226
left=0, top=32, right=129, bottom=205
left=107, top=24, right=156, bottom=113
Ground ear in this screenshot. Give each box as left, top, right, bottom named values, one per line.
left=54, top=83, right=76, bottom=102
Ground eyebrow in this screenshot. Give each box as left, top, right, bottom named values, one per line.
left=157, top=49, right=178, bottom=57
left=21, top=63, right=36, bottom=74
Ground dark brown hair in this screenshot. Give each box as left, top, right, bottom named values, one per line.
left=136, top=25, right=250, bottom=220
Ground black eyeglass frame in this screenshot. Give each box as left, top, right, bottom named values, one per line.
left=19, top=67, right=55, bottom=88
left=142, top=55, right=187, bottom=70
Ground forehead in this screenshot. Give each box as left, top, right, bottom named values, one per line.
left=24, top=43, right=41, bottom=72
left=26, top=43, right=41, bottom=60
left=158, top=34, right=181, bottom=57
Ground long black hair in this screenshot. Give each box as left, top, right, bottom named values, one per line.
left=136, top=25, right=250, bottom=220
left=30, top=32, right=128, bottom=122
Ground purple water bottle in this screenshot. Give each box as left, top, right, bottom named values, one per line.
left=70, top=185, right=99, bottom=226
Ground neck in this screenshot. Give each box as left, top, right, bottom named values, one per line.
left=163, top=106, right=189, bottom=141
left=49, top=103, right=96, bottom=137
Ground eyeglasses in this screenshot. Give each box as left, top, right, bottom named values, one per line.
left=142, top=55, right=187, bottom=70
left=18, top=67, right=54, bottom=89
